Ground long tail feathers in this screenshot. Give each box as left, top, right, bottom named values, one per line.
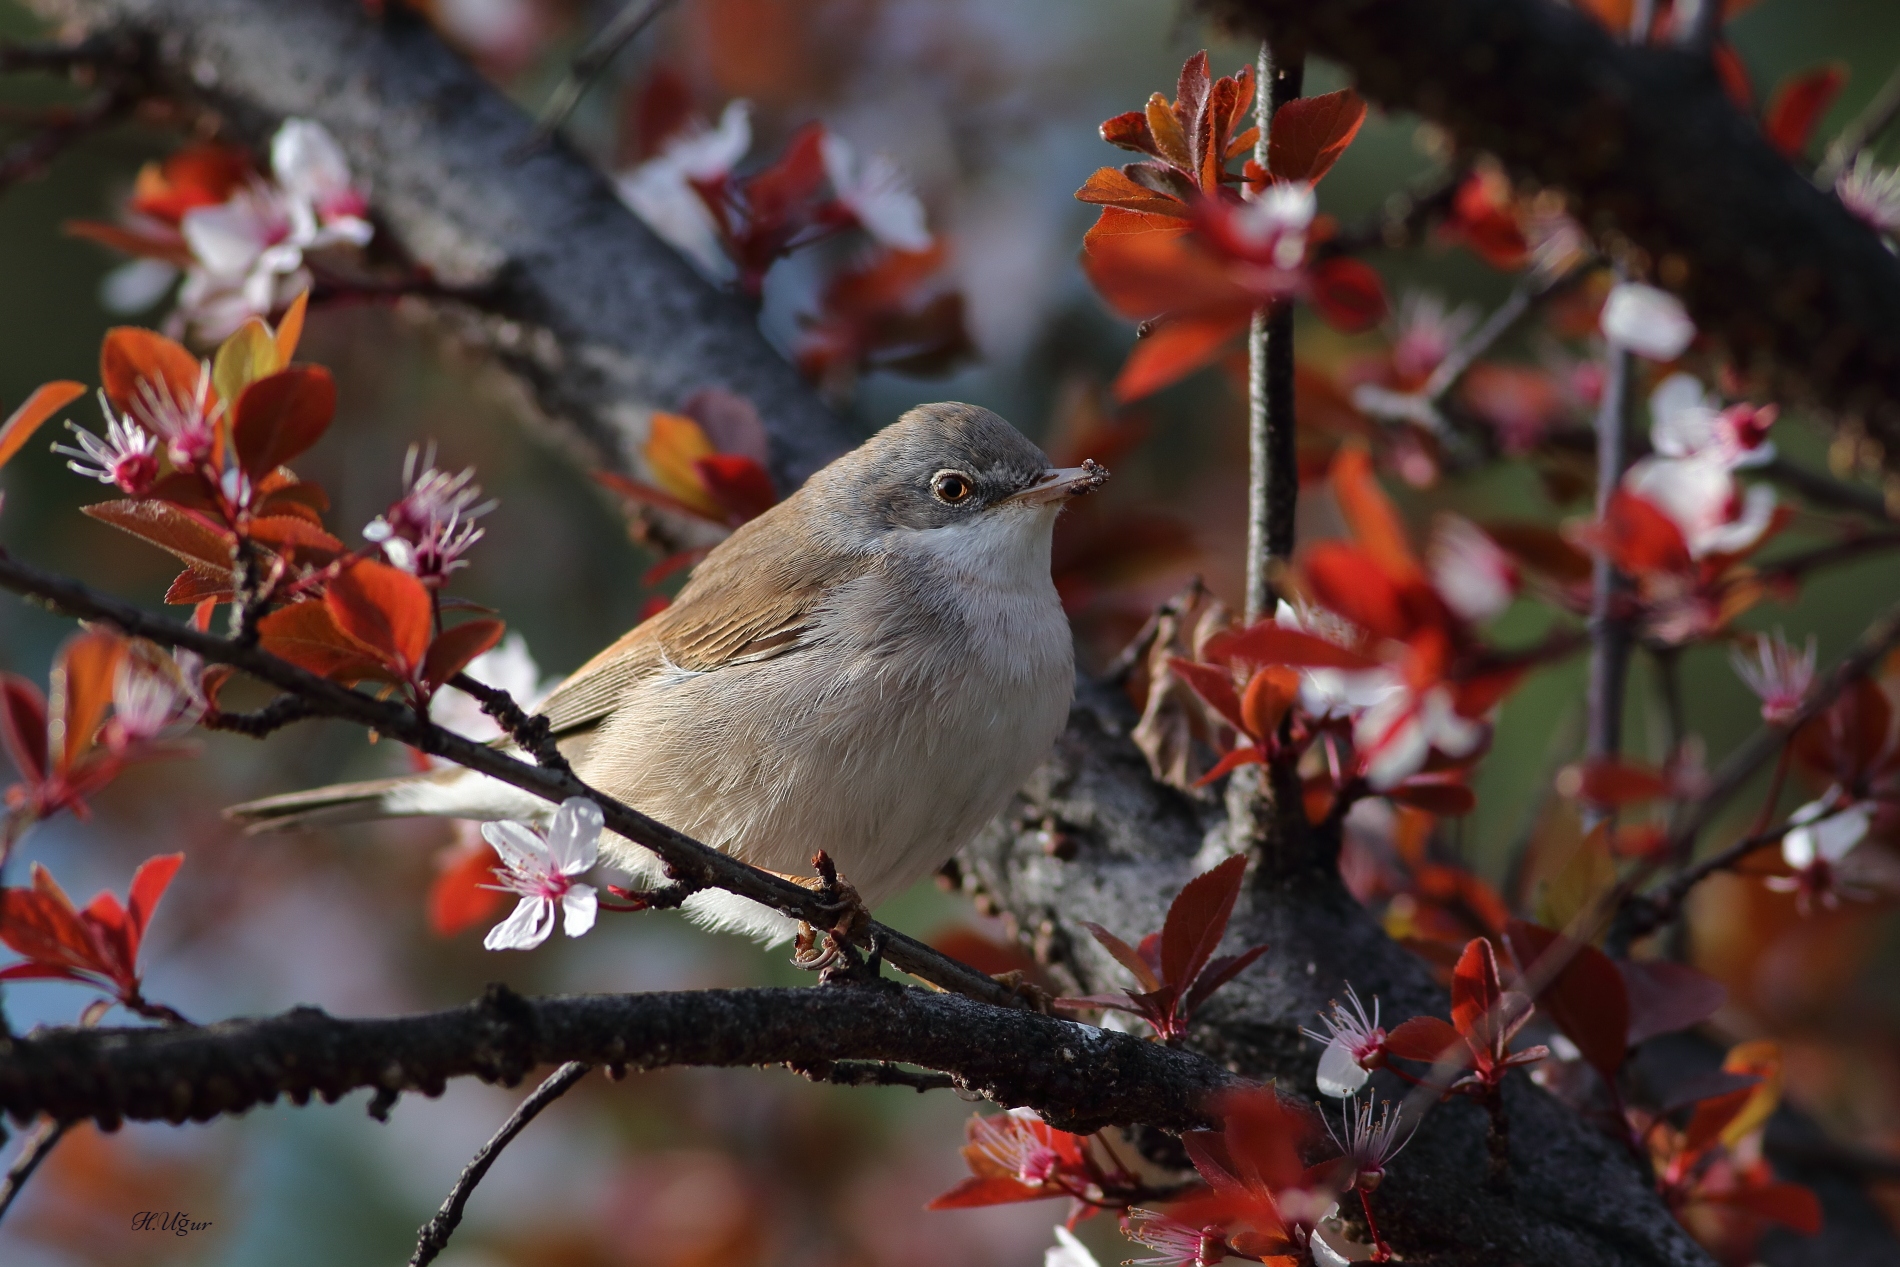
left=224, top=773, right=447, bottom=834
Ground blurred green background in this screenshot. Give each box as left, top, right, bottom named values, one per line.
left=2, top=1, right=1900, bottom=1264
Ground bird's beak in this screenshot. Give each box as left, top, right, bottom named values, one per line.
left=1007, top=458, right=1111, bottom=506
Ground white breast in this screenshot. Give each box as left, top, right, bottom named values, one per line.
left=580, top=501, right=1074, bottom=940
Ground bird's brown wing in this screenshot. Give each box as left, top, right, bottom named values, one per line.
left=531, top=496, right=875, bottom=740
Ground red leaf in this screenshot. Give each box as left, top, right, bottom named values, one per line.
left=1505, top=919, right=1630, bottom=1081
left=164, top=569, right=233, bottom=606
left=1594, top=490, right=1692, bottom=576
left=1202, top=622, right=1382, bottom=672
left=1195, top=744, right=1265, bottom=786
left=256, top=600, right=397, bottom=684
left=54, top=629, right=125, bottom=773
left=1307, top=256, right=1389, bottom=333
left=1450, top=937, right=1503, bottom=1040
left=1169, top=657, right=1245, bottom=731
left=1239, top=666, right=1298, bottom=740
left=126, top=853, right=184, bottom=941
left=1099, top=110, right=1157, bottom=156
left=1266, top=90, right=1367, bottom=184
left=0, top=864, right=102, bottom=977
left=246, top=515, right=345, bottom=561
left=1183, top=942, right=1270, bottom=1016
left=1331, top=445, right=1421, bottom=580
left=1386, top=777, right=1477, bottom=816
left=1083, top=920, right=1163, bottom=994
left=428, top=840, right=505, bottom=937
left=1113, top=312, right=1247, bottom=401
left=1620, top=959, right=1727, bottom=1045
left=1764, top=64, right=1846, bottom=158
left=1302, top=543, right=1409, bottom=640
left=1558, top=757, right=1668, bottom=806
left=693, top=454, right=777, bottom=523
left=1704, top=1182, right=1822, bottom=1235
left=1713, top=41, right=1754, bottom=112
left=233, top=366, right=336, bottom=479
left=1383, top=1015, right=1462, bottom=1063
left=326, top=559, right=433, bottom=674
left=1160, top=854, right=1247, bottom=992
left=1075, top=166, right=1190, bottom=218
left=0, top=675, right=49, bottom=788
left=0, top=381, right=86, bottom=472
left=925, top=1176, right=1046, bottom=1210
left=82, top=499, right=235, bottom=575
left=422, top=619, right=506, bottom=693
left=100, top=327, right=203, bottom=417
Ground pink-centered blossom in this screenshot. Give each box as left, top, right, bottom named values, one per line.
left=1325, top=1095, right=1413, bottom=1192
left=108, top=646, right=199, bottom=747
left=1837, top=153, right=1900, bottom=236
left=1428, top=515, right=1519, bottom=624
left=969, top=1107, right=1067, bottom=1186
left=363, top=443, right=495, bottom=585
left=51, top=395, right=159, bottom=495
left=1389, top=290, right=1477, bottom=385
left=1730, top=629, right=1816, bottom=724
left=1622, top=374, right=1779, bottom=559
left=127, top=363, right=222, bottom=470
left=1302, top=984, right=1386, bottom=1098
left=1221, top=180, right=1317, bottom=274
left=1122, top=1210, right=1228, bottom=1267
left=481, top=797, right=602, bottom=951
left=1600, top=281, right=1695, bottom=361
left=1769, top=794, right=1876, bottom=913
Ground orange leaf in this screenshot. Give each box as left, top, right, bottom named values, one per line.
left=1302, top=542, right=1410, bottom=641
left=100, top=327, right=203, bottom=417
left=164, top=569, right=233, bottom=606
left=82, top=499, right=234, bottom=574
left=1764, top=63, right=1846, bottom=159
left=233, top=366, right=336, bottom=479
left=63, top=219, right=194, bottom=267
left=644, top=412, right=725, bottom=519
left=126, top=853, right=184, bottom=940
left=1074, top=165, right=1191, bottom=218
left=52, top=629, right=124, bottom=774
left=1081, top=207, right=1193, bottom=257
left=1203, top=622, right=1382, bottom=672
left=0, top=381, right=86, bottom=472
left=1082, top=229, right=1254, bottom=320
left=1113, top=312, right=1247, bottom=400
left=326, top=559, right=432, bottom=673
left=1239, top=666, right=1298, bottom=740
left=422, top=618, right=506, bottom=692
left=245, top=515, right=344, bottom=560
left=925, top=1176, right=1045, bottom=1210
left=1267, top=90, right=1367, bottom=185
left=256, top=599, right=396, bottom=684
left=428, top=840, right=505, bottom=937
left=1330, top=446, right=1421, bottom=581
left=275, top=288, right=310, bottom=363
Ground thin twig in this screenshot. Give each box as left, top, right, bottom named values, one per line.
left=201, top=695, right=320, bottom=738
left=1817, top=59, right=1900, bottom=188
left=409, top=1061, right=591, bottom=1267
left=522, top=0, right=682, bottom=152
left=0, top=1118, right=69, bottom=1225
left=0, top=550, right=1019, bottom=1009
left=446, top=672, right=571, bottom=773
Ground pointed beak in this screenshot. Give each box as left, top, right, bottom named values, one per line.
left=1006, top=458, right=1110, bottom=506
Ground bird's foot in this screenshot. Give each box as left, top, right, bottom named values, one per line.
left=788, top=851, right=878, bottom=982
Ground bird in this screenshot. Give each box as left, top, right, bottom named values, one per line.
left=227, top=402, right=1107, bottom=942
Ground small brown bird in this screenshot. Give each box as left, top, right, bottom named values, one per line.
left=229, top=402, right=1106, bottom=940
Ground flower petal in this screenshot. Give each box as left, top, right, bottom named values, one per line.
left=561, top=885, right=598, bottom=938
left=1316, top=1036, right=1371, bottom=1097
left=483, top=895, right=554, bottom=950
left=481, top=819, right=548, bottom=872
left=547, top=797, right=603, bottom=874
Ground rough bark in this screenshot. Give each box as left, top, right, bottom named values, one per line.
left=1204, top=0, right=1900, bottom=480
left=26, top=0, right=855, bottom=488
left=0, top=983, right=1236, bottom=1136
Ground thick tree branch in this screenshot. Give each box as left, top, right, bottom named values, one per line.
left=1205, top=0, right=1900, bottom=477
left=0, top=984, right=1236, bottom=1137
left=0, top=550, right=1017, bottom=1009
left=23, top=0, right=855, bottom=489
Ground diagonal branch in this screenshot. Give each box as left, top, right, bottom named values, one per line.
left=0, top=550, right=1017, bottom=1009
left=0, top=984, right=1237, bottom=1136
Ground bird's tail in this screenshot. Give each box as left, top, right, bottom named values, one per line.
left=224, top=771, right=457, bottom=834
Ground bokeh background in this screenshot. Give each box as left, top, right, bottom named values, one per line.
left=2, top=1, right=1899, bottom=1264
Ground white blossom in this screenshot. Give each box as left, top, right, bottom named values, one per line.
left=1274, top=600, right=1402, bottom=721
left=1354, top=685, right=1483, bottom=790
left=1600, top=281, right=1695, bottom=361
left=1837, top=152, right=1900, bottom=236
left=819, top=132, right=931, bottom=252
left=1043, top=1226, right=1101, bottom=1267
left=1302, top=985, right=1386, bottom=1098
left=1428, top=515, right=1518, bottom=624
left=481, top=798, right=602, bottom=951
left=430, top=633, right=556, bottom=744
left=1781, top=796, right=1873, bottom=871
left=617, top=100, right=752, bottom=281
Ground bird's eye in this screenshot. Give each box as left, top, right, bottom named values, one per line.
left=932, top=470, right=974, bottom=504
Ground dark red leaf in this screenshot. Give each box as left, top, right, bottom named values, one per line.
left=1385, top=777, right=1477, bottom=816
left=1169, top=657, right=1246, bottom=732
left=693, top=454, right=777, bottom=523
left=1266, top=90, right=1367, bottom=184
left=1620, top=959, right=1727, bottom=1045
left=1384, top=1015, right=1463, bottom=1063
left=1160, top=854, right=1247, bottom=991
left=1202, top=622, right=1382, bottom=672
left=164, top=569, right=233, bottom=606
left=0, top=675, right=49, bottom=787
left=1450, top=937, right=1503, bottom=1041
left=125, top=853, right=183, bottom=941
left=1182, top=941, right=1270, bottom=1016
left=1505, top=919, right=1630, bottom=1080
left=256, top=600, right=397, bottom=684
left=1559, top=758, right=1668, bottom=806
left=1308, top=256, right=1388, bottom=332
left=233, top=366, right=336, bottom=479
left=82, top=499, right=235, bottom=575
left=1763, top=64, right=1847, bottom=158
left=1083, top=920, right=1163, bottom=993
left=422, top=618, right=506, bottom=693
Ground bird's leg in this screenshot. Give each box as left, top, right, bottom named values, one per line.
left=785, top=850, right=875, bottom=976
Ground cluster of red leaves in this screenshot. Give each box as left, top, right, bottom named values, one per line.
left=50, top=308, right=503, bottom=708
left=1076, top=52, right=1388, bottom=401
left=0, top=854, right=183, bottom=1019
left=691, top=123, right=859, bottom=297
left=65, top=141, right=253, bottom=267
left=0, top=630, right=186, bottom=824
left=793, top=243, right=974, bottom=398
left=1379, top=938, right=1550, bottom=1095
left=1170, top=448, right=1527, bottom=817
left=1061, top=854, right=1269, bottom=1043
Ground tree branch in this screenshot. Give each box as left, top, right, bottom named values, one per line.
left=409, top=1060, right=591, bottom=1267
left=1204, top=0, right=1900, bottom=478
left=0, top=984, right=1236, bottom=1136
left=0, top=550, right=1017, bottom=1009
